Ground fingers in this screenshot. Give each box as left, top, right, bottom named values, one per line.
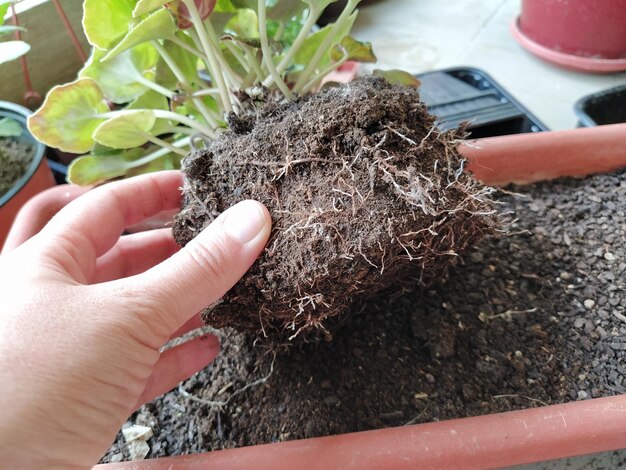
left=128, top=200, right=271, bottom=332
left=134, top=334, right=220, bottom=408
left=39, top=171, right=183, bottom=281
left=2, top=185, right=88, bottom=254
left=91, top=228, right=180, bottom=284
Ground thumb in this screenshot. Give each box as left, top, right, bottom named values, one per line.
left=129, top=200, right=271, bottom=331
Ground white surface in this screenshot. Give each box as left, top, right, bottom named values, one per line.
left=352, top=0, right=626, bottom=130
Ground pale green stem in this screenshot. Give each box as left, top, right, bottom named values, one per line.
left=204, top=20, right=243, bottom=89
left=135, top=74, right=175, bottom=99
left=258, top=0, right=291, bottom=98
left=300, top=55, right=349, bottom=94
left=127, top=136, right=191, bottom=169
left=262, top=6, right=320, bottom=87
left=170, top=35, right=208, bottom=62
left=141, top=132, right=188, bottom=156
left=224, top=41, right=251, bottom=75
left=96, top=110, right=215, bottom=137
left=183, top=0, right=233, bottom=112
left=152, top=40, right=220, bottom=129
left=191, top=88, right=221, bottom=97
left=242, top=45, right=265, bottom=81
left=293, top=0, right=358, bottom=92
left=169, top=126, right=197, bottom=135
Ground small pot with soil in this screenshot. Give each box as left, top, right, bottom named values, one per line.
left=0, top=101, right=53, bottom=249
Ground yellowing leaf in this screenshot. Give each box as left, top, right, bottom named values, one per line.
left=330, top=36, right=376, bottom=63
left=373, top=69, right=421, bottom=88
left=93, top=110, right=157, bottom=148
left=28, top=78, right=109, bottom=153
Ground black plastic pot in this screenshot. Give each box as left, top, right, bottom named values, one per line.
left=416, top=67, right=548, bottom=138
left=574, top=84, right=626, bottom=127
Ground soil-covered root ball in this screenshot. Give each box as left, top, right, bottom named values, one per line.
left=173, top=77, right=498, bottom=340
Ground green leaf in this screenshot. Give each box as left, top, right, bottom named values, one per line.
left=330, top=35, right=376, bottom=63
left=0, top=117, right=22, bottom=137
left=126, top=90, right=172, bottom=136
left=155, top=33, right=200, bottom=88
left=79, top=44, right=159, bottom=103
left=93, top=110, right=157, bottom=149
left=67, top=149, right=146, bottom=185
left=0, top=25, right=26, bottom=38
left=0, top=1, right=13, bottom=26
left=224, top=8, right=259, bottom=39
left=28, top=78, right=109, bottom=153
left=293, top=11, right=356, bottom=68
left=0, top=40, right=29, bottom=65
left=214, top=0, right=236, bottom=12
left=83, top=0, right=135, bottom=49
left=133, top=0, right=169, bottom=17
left=68, top=148, right=180, bottom=185
left=373, top=69, right=421, bottom=88
left=103, top=8, right=177, bottom=61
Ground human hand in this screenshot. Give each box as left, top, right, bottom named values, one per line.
left=0, top=171, right=271, bottom=469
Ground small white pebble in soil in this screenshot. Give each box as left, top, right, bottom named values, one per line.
left=577, top=390, right=588, bottom=400
left=578, top=374, right=587, bottom=381
left=584, top=299, right=596, bottom=309
left=514, top=350, right=523, bottom=358
left=604, top=252, right=616, bottom=261
left=122, top=425, right=153, bottom=461
left=559, top=272, right=572, bottom=281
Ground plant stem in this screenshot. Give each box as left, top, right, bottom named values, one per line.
left=170, top=34, right=208, bottom=62
left=127, top=136, right=191, bottom=169
left=152, top=110, right=216, bottom=137
left=224, top=40, right=251, bottom=75
left=263, top=6, right=321, bottom=87
left=191, top=88, right=221, bottom=97
left=293, top=0, right=358, bottom=92
left=258, top=0, right=291, bottom=98
left=135, top=74, right=175, bottom=99
left=151, top=40, right=220, bottom=129
left=273, top=20, right=285, bottom=41
left=242, top=45, right=265, bottom=81
left=204, top=20, right=243, bottom=89
left=183, top=0, right=233, bottom=113
left=300, top=55, right=349, bottom=94
left=141, top=132, right=188, bottom=156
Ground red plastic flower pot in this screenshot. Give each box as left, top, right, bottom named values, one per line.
left=97, top=124, right=626, bottom=469
left=512, top=0, right=626, bottom=73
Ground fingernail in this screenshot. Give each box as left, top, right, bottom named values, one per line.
left=222, top=200, right=268, bottom=244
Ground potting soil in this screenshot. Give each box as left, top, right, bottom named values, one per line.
left=102, top=169, right=626, bottom=462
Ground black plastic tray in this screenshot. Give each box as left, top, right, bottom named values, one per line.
left=574, top=84, right=626, bottom=127
left=416, top=67, right=548, bottom=138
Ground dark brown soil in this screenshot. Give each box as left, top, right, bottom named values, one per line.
left=173, top=77, right=496, bottom=339
left=0, top=138, right=35, bottom=197
left=102, top=169, right=626, bottom=463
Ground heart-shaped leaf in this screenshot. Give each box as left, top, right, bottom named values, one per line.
left=28, top=78, right=109, bottom=153
left=166, top=0, right=216, bottom=29
left=93, top=110, right=157, bottom=149
left=83, top=0, right=135, bottom=49
left=330, top=36, right=376, bottom=63
left=373, top=69, right=421, bottom=88
left=103, top=8, right=177, bottom=61
left=0, top=40, right=30, bottom=65
left=80, top=43, right=159, bottom=103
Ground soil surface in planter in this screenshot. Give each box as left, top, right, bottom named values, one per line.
left=0, top=138, right=34, bottom=197
left=173, top=77, right=495, bottom=339
left=102, top=169, right=626, bottom=463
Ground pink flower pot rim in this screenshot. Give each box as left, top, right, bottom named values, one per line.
left=511, top=17, right=626, bottom=73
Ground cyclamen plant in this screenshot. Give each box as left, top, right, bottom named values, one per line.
left=28, top=0, right=414, bottom=185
